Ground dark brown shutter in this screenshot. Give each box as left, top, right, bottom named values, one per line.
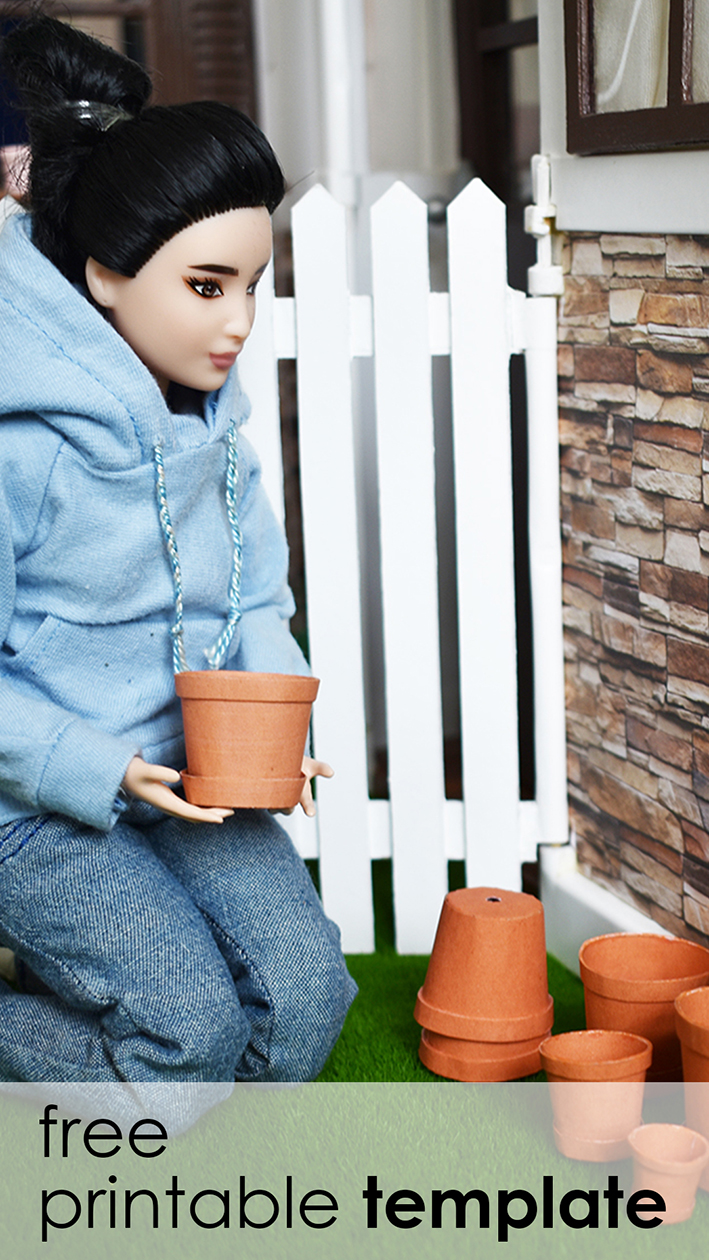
left=147, top=0, right=256, bottom=115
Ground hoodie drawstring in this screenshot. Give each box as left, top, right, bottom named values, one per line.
left=153, top=415, right=242, bottom=673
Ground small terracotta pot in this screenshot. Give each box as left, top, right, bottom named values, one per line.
left=540, top=1029, right=652, bottom=1160
left=579, top=933, right=709, bottom=1081
left=675, top=987, right=709, bottom=1191
left=414, top=888, right=553, bottom=1081
left=175, top=670, right=319, bottom=809
left=628, top=1124, right=709, bottom=1225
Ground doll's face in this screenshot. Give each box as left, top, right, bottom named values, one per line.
left=85, top=206, right=272, bottom=395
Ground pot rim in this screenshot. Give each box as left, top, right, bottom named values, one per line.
left=628, top=1123, right=709, bottom=1175
left=539, top=1029, right=653, bottom=1080
left=579, top=933, right=709, bottom=1002
left=414, top=988, right=554, bottom=1041
left=175, top=670, right=320, bottom=703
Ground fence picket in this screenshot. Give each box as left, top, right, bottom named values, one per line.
left=371, top=183, right=448, bottom=953
left=447, top=180, right=521, bottom=890
left=291, top=186, right=375, bottom=952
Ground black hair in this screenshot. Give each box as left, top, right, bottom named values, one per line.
left=1, top=14, right=285, bottom=283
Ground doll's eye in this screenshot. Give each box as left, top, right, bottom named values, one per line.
left=185, top=277, right=224, bottom=299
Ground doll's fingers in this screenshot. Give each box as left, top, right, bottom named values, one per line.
left=302, top=757, right=334, bottom=780
left=296, top=757, right=334, bottom=817
left=122, top=756, right=181, bottom=795
left=148, top=784, right=233, bottom=824
left=141, top=763, right=182, bottom=785
left=165, top=799, right=234, bottom=824
left=121, top=757, right=232, bottom=823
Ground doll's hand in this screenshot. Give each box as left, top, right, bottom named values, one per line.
left=299, top=756, right=334, bottom=817
left=122, top=756, right=234, bottom=824
left=272, top=757, right=334, bottom=818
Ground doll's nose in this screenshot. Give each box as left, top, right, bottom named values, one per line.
left=223, top=297, right=254, bottom=340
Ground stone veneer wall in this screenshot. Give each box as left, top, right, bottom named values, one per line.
left=559, top=231, right=709, bottom=943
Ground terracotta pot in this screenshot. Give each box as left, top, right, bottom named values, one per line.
left=175, top=670, right=319, bottom=809
left=579, top=933, right=709, bottom=1081
left=414, top=888, right=553, bottom=1081
left=419, top=1027, right=545, bottom=1083
left=676, top=986, right=709, bottom=1081
left=628, top=1124, right=709, bottom=1225
left=540, top=1029, right=652, bottom=1160
left=675, top=987, right=709, bottom=1191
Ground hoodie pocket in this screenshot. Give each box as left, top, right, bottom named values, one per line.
left=2, top=615, right=61, bottom=671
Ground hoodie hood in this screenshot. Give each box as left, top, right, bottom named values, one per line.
left=0, top=209, right=250, bottom=467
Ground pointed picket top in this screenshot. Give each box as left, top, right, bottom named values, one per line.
left=291, top=180, right=342, bottom=221
left=448, top=174, right=506, bottom=233
left=371, top=177, right=427, bottom=220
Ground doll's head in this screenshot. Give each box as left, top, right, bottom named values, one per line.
left=1, top=14, right=285, bottom=285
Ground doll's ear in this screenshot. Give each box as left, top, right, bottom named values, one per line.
left=85, top=257, right=122, bottom=309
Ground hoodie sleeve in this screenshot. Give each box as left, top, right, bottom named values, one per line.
left=0, top=428, right=141, bottom=831
left=226, top=432, right=310, bottom=677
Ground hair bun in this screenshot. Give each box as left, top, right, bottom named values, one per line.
left=0, top=13, right=151, bottom=275
left=1, top=13, right=151, bottom=121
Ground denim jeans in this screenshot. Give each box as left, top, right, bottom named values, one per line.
left=0, top=803, right=356, bottom=1083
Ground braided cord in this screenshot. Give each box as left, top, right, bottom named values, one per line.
left=153, top=442, right=188, bottom=674
left=204, top=415, right=243, bottom=669
left=154, top=419, right=242, bottom=675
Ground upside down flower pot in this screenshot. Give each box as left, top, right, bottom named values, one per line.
left=414, top=887, right=554, bottom=1081
left=675, top=987, right=709, bottom=1191
left=628, top=1124, right=709, bottom=1225
left=539, top=1029, right=652, bottom=1161
left=579, top=933, right=709, bottom=1081
left=175, top=670, right=319, bottom=809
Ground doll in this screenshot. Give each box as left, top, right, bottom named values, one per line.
left=0, top=14, right=356, bottom=1084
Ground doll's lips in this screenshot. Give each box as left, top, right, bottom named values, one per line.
left=210, top=352, right=239, bottom=371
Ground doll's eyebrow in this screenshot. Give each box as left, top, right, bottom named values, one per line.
left=189, top=264, right=238, bottom=274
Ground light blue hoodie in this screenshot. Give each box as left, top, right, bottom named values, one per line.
left=0, top=208, right=308, bottom=832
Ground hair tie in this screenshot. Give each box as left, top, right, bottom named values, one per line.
left=68, top=99, right=133, bottom=131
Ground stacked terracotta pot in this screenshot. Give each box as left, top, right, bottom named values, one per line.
left=579, top=932, right=709, bottom=1082
left=414, top=887, right=554, bottom=1081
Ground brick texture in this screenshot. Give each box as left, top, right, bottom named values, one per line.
left=560, top=231, right=709, bottom=944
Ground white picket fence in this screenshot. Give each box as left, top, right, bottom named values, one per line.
left=239, top=177, right=568, bottom=954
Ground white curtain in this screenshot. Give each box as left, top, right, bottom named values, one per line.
left=593, top=0, right=669, bottom=112
left=693, top=0, right=709, bottom=102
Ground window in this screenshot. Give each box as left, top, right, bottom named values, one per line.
left=565, top=0, right=709, bottom=154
